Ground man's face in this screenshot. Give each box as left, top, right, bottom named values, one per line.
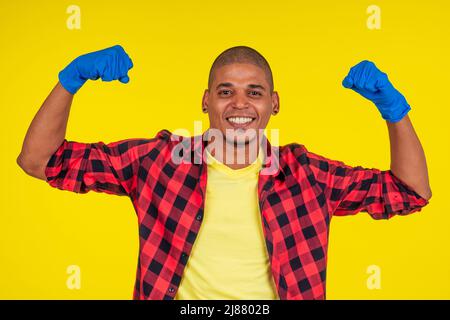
left=202, top=63, right=279, bottom=145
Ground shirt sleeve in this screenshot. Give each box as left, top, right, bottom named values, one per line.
left=44, top=134, right=163, bottom=197
left=303, top=146, right=429, bottom=220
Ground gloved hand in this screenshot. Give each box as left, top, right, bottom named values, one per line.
left=58, top=45, right=133, bottom=94
left=342, top=60, right=410, bottom=123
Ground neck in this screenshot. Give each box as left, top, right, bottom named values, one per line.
left=206, top=138, right=261, bottom=170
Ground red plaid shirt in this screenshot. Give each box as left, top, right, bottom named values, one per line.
left=44, top=129, right=429, bottom=299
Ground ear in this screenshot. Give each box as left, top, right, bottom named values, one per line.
left=202, top=89, right=209, bottom=113
left=271, top=91, right=280, bottom=115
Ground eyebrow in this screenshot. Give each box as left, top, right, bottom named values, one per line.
left=216, top=82, right=266, bottom=91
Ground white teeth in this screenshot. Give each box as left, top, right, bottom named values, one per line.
left=227, top=117, right=254, bottom=124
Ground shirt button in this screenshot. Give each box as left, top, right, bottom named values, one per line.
left=196, top=213, right=203, bottom=221
left=168, top=287, right=175, bottom=293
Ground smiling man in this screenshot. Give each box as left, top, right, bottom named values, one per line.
left=17, top=45, right=431, bottom=300
left=200, top=49, right=279, bottom=170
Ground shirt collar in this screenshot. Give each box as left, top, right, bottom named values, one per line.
left=185, top=129, right=286, bottom=179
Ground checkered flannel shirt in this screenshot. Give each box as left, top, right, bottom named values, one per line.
left=44, top=129, right=429, bottom=299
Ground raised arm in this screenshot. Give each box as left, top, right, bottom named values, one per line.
left=342, top=60, right=432, bottom=200
left=17, top=82, right=73, bottom=180
left=17, top=45, right=133, bottom=181
left=387, top=115, right=431, bottom=200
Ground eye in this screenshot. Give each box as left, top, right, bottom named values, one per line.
left=219, top=90, right=232, bottom=96
left=249, top=90, right=262, bottom=96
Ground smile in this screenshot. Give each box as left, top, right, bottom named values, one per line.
left=226, top=116, right=256, bottom=125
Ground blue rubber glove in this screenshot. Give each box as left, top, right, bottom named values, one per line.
left=58, top=45, right=133, bottom=94
left=342, top=60, right=410, bottom=123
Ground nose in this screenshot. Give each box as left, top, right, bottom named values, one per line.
left=231, top=91, right=250, bottom=109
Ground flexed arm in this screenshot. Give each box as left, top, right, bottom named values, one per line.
left=17, top=45, right=133, bottom=180
left=385, top=114, right=432, bottom=200
left=342, top=60, right=432, bottom=200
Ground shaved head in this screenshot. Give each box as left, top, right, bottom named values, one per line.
left=208, top=46, right=274, bottom=93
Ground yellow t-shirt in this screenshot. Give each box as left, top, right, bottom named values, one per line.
left=175, top=148, right=279, bottom=299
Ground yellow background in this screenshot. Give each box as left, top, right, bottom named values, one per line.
left=1, top=0, right=449, bottom=299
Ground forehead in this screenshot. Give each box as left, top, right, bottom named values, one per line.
left=212, top=63, right=268, bottom=86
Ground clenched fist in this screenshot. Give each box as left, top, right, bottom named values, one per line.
left=58, top=45, right=134, bottom=94
left=342, top=60, right=411, bottom=123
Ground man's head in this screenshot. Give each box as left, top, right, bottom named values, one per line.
left=202, top=46, right=279, bottom=145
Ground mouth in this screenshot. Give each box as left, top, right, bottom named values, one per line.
left=225, top=116, right=257, bottom=128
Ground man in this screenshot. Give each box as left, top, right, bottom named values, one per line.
left=17, top=45, right=432, bottom=300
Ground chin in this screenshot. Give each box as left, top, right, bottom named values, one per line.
left=223, top=128, right=259, bottom=146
